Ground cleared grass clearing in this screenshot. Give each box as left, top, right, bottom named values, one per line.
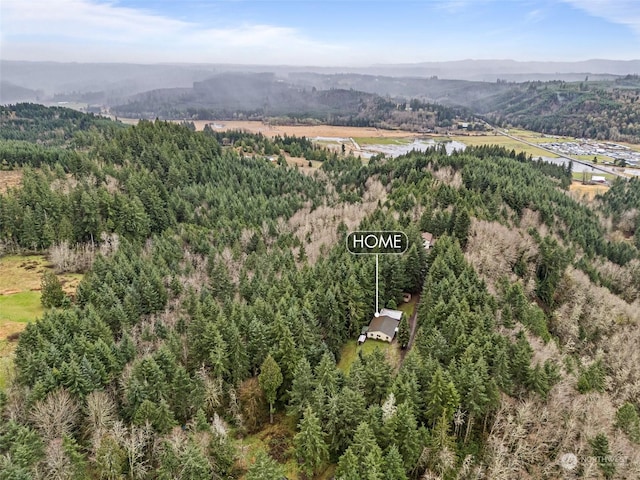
left=569, top=181, right=610, bottom=201
left=0, top=255, right=84, bottom=390
left=0, top=255, right=49, bottom=294
left=338, top=337, right=399, bottom=374
left=571, top=171, right=616, bottom=182
left=0, top=255, right=82, bottom=297
left=0, top=170, right=23, bottom=194
left=399, top=296, right=417, bottom=318
left=0, top=292, right=43, bottom=324
left=235, top=413, right=336, bottom=479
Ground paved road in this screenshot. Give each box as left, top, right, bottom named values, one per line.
left=480, top=120, right=629, bottom=179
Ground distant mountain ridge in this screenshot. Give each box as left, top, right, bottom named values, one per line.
left=3, top=60, right=640, bottom=142
left=368, top=59, right=640, bottom=79
left=2, top=58, right=639, bottom=100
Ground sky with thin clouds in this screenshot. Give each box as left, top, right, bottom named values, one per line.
left=1, top=0, right=639, bottom=65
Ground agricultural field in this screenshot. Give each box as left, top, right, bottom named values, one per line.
left=173, top=120, right=419, bottom=140
left=450, top=132, right=560, bottom=158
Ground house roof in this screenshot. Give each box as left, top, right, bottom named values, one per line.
left=368, top=315, right=399, bottom=339
left=379, top=308, right=403, bottom=320
left=422, top=232, right=433, bottom=243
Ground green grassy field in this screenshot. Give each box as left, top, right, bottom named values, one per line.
left=398, top=297, right=417, bottom=318
left=574, top=154, right=617, bottom=163
left=451, top=134, right=560, bottom=158
left=0, top=291, right=43, bottom=323
left=506, top=128, right=575, bottom=144
left=352, top=136, right=412, bottom=145
left=571, top=171, right=617, bottom=181
left=337, top=337, right=400, bottom=374
left=0, top=255, right=83, bottom=390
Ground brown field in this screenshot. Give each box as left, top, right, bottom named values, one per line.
left=118, top=118, right=421, bottom=139
left=201, top=121, right=420, bottom=138
left=569, top=181, right=609, bottom=201
left=0, top=170, right=23, bottom=193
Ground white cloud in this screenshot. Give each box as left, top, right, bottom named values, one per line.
left=0, top=0, right=349, bottom=64
left=526, top=8, right=545, bottom=23
left=561, top=0, right=640, bottom=35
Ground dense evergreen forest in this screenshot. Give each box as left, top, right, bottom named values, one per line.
left=1, top=105, right=640, bottom=479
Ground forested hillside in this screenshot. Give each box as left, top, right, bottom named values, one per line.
left=112, top=73, right=473, bottom=131
left=482, top=76, right=640, bottom=142
left=1, top=105, right=639, bottom=479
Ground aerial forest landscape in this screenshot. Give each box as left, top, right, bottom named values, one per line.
left=1, top=1, right=640, bottom=479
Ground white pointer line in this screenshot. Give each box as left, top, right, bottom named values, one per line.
left=375, top=254, right=379, bottom=317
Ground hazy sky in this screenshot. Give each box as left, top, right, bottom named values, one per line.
left=1, top=0, right=640, bottom=65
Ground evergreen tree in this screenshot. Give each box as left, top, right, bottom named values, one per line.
left=327, top=387, right=367, bottom=457
left=288, top=358, right=315, bottom=418
left=425, top=366, right=459, bottom=426
left=41, top=270, right=65, bottom=308
left=95, top=435, right=126, bottom=480
left=452, top=207, right=471, bottom=249
left=398, top=315, right=410, bottom=349
left=259, top=354, right=283, bottom=424
left=382, top=445, right=407, bottom=480
left=615, top=403, right=640, bottom=444
left=315, top=352, right=339, bottom=396
left=294, top=407, right=329, bottom=477
left=362, top=449, right=384, bottom=480
left=402, top=244, right=423, bottom=293
left=349, top=422, right=379, bottom=465
left=590, top=433, right=615, bottom=479
left=335, top=448, right=360, bottom=480
left=384, top=402, right=421, bottom=469
left=246, top=451, right=284, bottom=480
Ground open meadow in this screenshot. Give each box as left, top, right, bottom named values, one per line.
left=0, top=255, right=82, bottom=388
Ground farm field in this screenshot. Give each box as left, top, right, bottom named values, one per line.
left=121, top=118, right=619, bottom=161
left=118, top=118, right=422, bottom=140
left=449, top=133, right=560, bottom=158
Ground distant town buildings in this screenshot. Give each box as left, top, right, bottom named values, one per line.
left=541, top=140, right=640, bottom=168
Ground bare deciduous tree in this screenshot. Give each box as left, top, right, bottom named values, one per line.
left=39, top=438, right=73, bottom=480
left=85, top=390, right=117, bottom=451
left=31, top=389, right=79, bottom=443
left=49, top=241, right=96, bottom=273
